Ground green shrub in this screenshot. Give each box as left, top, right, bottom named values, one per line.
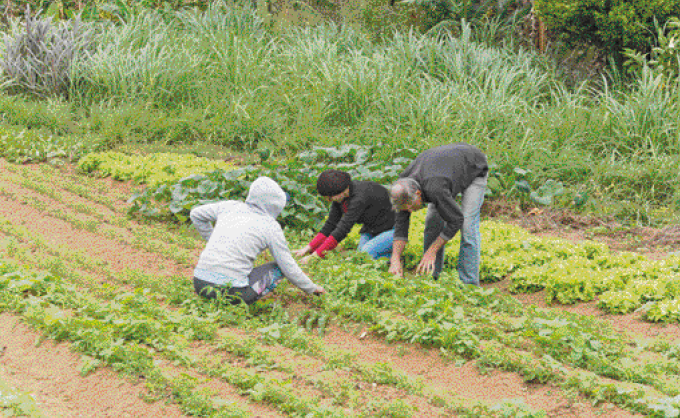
left=624, top=17, right=680, bottom=82
left=534, top=0, right=680, bottom=61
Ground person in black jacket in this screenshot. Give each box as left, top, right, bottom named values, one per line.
left=388, top=143, right=488, bottom=285
left=295, top=170, right=396, bottom=262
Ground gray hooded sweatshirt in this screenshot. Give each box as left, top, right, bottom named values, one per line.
left=190, top=177, right=318, bottom=294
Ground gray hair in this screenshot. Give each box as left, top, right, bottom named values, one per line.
left=390, top=178, right=421, bottom=211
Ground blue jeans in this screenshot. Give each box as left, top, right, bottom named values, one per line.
left=423, top=174, right=487, bottom=285
left=358, top=229, right=394, bottom=259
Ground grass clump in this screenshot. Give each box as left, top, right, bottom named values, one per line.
left=1, top=7, right=92, bottom=98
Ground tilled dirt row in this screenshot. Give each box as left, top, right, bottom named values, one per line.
left=0, top=159, right=647, bottom=417
left=0, top=314, right=188, bottom=418
left=0, top=163, right=288, bottom=417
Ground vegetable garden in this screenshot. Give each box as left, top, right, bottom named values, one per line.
left=0, top=1, right=679, bottom=416
left=1, top=147, right=680, bottom=417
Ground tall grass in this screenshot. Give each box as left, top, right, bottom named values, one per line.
left=70, top=12, right=204, bottom=106
left=0, top=1, right=678, bottom=223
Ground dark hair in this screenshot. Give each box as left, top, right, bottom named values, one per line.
left=316, top=170, right=351, bottom=197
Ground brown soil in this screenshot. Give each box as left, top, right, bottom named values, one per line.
left=0, top=313, right=187, bottom=418
left=484, top=199, right=675, bottom=259
left=322, top=328, right=634, bottom=417
left=0, top=159, right=675, bottom=417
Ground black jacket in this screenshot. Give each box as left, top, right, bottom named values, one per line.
left=394, top=143, right=488, bottom=241
left=320, top=181, right=395, bottom=243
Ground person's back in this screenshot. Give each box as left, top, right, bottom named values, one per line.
left=191, top=177, right=324, bottom=304
left=194, top=200, right=278, bottom=288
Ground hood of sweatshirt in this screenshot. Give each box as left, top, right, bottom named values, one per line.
left=246, top=177, right=287, bottom=218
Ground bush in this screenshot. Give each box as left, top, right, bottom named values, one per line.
left=1, top=7, right=92, bottom=98
left=534, top=0, right=680, bottom=62
left=624, top=17, right=680, bottom=82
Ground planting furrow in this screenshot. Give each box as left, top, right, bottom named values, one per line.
left=1, top=220, right=415, bottom=415
left=0, top=202, right=660, bottom=417
left=2, top=159, right=203, bottom=250
left=0, top=313, right=191, bottom=418
left=0, top=226, right=539, bottom=416
left=213, top=324, right=584, bottom=417
left=0, top=225, right=453, bottom=415
left=0, top=263, right=356, bottom=417
left=294, top=251, right=678, bottom=416
left=0, top=193, right=191, bottom=279
left=209, top=329, right=451, bottom=417
left=0, top=224, right=546, bottom=417
left=2, top=161, right=127, bottom=215
left=0, top=263, right=284, bottom=417
left=0, top=180, right=200, bottom=267
left=0, top=197, right=670, bottom=417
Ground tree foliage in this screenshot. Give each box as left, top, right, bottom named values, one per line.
left=624, top=17, right=680, bottom=82
left=534, top=0, right=680, bottom=62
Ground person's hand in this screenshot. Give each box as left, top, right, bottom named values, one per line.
left=294, top=246, right=311, bottom=258
left=415, top=250, right=437, bottom=275
left=388, top=258, right=403, bottom=278
left=313, top=286, right=326, bottom=295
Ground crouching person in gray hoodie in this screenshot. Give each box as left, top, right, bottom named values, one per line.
left=190, top=176, right=326, bottom=305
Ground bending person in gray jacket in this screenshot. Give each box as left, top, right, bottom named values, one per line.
left=388, top=143, right=488, bottom=285
left=190, top=176, right=326, bottom=304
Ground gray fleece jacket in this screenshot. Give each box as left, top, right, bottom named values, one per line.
left=190, top=177, right=318, bottom=294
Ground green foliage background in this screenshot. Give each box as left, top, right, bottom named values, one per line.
left=0, top=0, right=678, bottom=226
left=534, top=0, right=680, bottom=61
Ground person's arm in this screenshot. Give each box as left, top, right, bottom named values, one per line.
left=416, top=236, right=447, bottom=275
left=314, top=198, right=367, bottom=257
left=426, top=179, right=464, bottom=241
left=268, top=225, right=320, bottom=294
left=319, top=204, right=342, bottom=237
left=393, top=210, right=411, bottom=242
left=389, top=239, right=407, bottom=277
left=388, top=211, right=411, bottom=277
left=295, top=232, right=326, bottom=257
left=190, top=202, right=225, bottom=241
left=294, top=245, right=313, bottom=258
left=296, top=204, right=342, bottom=257
left=299, top=230, right=327, bottom=263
